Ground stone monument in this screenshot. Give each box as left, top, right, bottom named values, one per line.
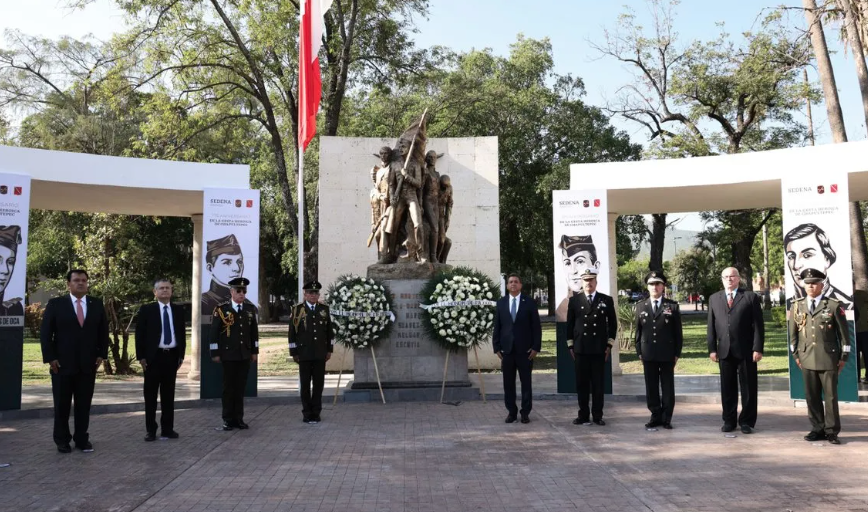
left=350, top=112, right=471, bottom=398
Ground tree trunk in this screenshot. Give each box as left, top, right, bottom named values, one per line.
left=762, top=223, right=771, bottom=309
left=731, top=239, right=755, bottom=291
left=547, top=270, right=556, bottom=317
left=258, top=262, right=271, bottom=322
left=804, top=68, right=816, bottom=146
left=649, top=214, right=667, bottom=271
left=807, top=0, right=868, bottom=292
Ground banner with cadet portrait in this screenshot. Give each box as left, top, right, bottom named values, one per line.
left=553, top=190, right=610, bottom=322
left=0, top=172, right=30, bottom=411
left=201, top=188, right=261, bottom=318
left=781, top=174, right=858, bottom=402
left=552, top=189, right=611, bottom=394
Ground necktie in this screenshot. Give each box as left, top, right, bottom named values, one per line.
left=237, top=304, right=242, bottom=314
left=810, top=300, right=815, bottom=314
left=162, top=305, right=172, bottom=346
left=75, top=299, right=84, bottom=327
left=727, top=293, right=733, bottom=308
left=653, top=300, right=659, bottom=313
left=510, top=297, right=517, bottom=321
left=587, top=294, right=593, bottom=303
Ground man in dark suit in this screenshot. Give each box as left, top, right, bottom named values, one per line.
left=210, top=277, right=258, bottom=430
left=136, top=278, right=186, bottom=442
left=707, top=267, right=765, bottom=434
left=635, top=270, right=683, bottom=429
left=288, top=281, right=334, bottom=424
left=566, top=268, right=617, bottom=426
left=40, top=269, right=109, bottom=453
left=493, top=273, right=542, bottom=424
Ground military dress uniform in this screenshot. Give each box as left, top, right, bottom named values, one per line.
left=566, top=269, right=618, bottom=425
left=790, top=269, right=851, bottom=443
left=210, top=279, right=258, bottom=430
left=635, top=271, right=683, bottom=428
left=289, top=281, right=334, bottom=423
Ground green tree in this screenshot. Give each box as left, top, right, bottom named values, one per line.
left=344, top=36, right=640, bottom=313
left=670, top=247, right=722, bottom=301
left=595, top=0, right=813, bottom=285
left=618, top=258, right=651, bottom=292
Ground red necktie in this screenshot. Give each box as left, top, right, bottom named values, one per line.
left=76, top=299, right=85, bottom=327
left=727, top=294, right=733, bottom=308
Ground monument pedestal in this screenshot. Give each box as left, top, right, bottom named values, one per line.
left=347, top=263, right=471, bottom=399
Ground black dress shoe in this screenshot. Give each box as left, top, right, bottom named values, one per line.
left=721, top=424, right=736, bottom=433
left=804, top=431, right=826, bottom=441
left=144, top=433, right=157, bottom=442
left=236, top=421, right=249, bottom=430
left=520, top=415, right=530, bottom=424
left=593, top=419, right=606, bottom=426
left=76, top=441, right=94, bottom=452
left=573, top=418, right=590, bottom=425
left=645, top=420, right=662, bottom=428
left=313, top=416, right=322, bottom=423
left=303, top=417, right=311, bottom=424
left=505, top=414, right=517, bottom=424
left=662, top=422, right=673, bottom=429
left=221, top=422, right=234, bottom=431
left=160, top=431, right=180, bottom=439
left=57, top=443, right=72, bottom=454
left=827, top=434, right=841, bottom=445
left=740, top=425, right=754, bottom=434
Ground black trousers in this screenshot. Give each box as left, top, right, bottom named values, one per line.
left=501, top=350, right=533, bottom=416
left=298, top=360, right=326, bottom=419
left=643, top=360, right=675, bottom=423
left=856, top=332, right=868, bottom=380
left=143, top=348, right=179, bottom=434
left=222, top=359, right=250, bottom=424
left=51, top=371, right=96, bottom=446
left=802, top=367, right=841, bottom=435
left=719, top=355, right=758, bottom=428
left=575, top=353, right=605, bottom=421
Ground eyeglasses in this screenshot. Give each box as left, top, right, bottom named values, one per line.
left=306, top=290, right=320, bottom=295
left=234, top=287, right=247, bottom=293
left=721, top=276, right=739, bottom=280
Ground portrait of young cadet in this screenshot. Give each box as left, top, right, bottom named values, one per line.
left=634, top=270, right=682, bottom=430
left=707, top=267, right=764, bottom=435
left=39, top=269, right=110, bottom=453
left=555, top=234, right=602, bottom=322
left=566, top=268, right=617, bottom=426
left=201, top=234, right=244, bottom=316
left=0, top=225, right=23, bottom=316
left=288, top=280, right=334, bottom=424
left=790, top=268, right=851, bottom=444
left=784, top=223, right=853, bottom=310
left=493, top=273, right=542, bottom=424
left=135, top=278, right=186, bottom=442
left=210, top=277, right=259, bottom=431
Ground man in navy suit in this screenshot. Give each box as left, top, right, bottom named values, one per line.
left=136, top=278, right=186, bottom=442
left=493, top=273, right=542, bottom=424
left=707, top=267, right=764, bottom=434
left=40, top=269, right=109, bottom=453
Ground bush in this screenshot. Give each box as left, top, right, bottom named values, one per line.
left=770, top=306, right=787, bottom=329
left=25, top=302, right=44, bottom=338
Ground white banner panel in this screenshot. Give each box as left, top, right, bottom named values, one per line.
left=0, top=174, right=30, bottom=327
left=201, top=189, right=260, bottom=316
left=781, top=177, right=853, bottom=312
left=553, top=190, right=609, bottom=322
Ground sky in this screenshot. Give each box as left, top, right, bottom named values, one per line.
left=2, top=0, right=866, bottom=233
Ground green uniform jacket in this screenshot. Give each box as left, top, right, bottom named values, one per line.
left=635, top=297, right=683, bottom=362
left=789, top=297, right=851, bottom=371
left=288, top=302, right=334, bottom=362
left=209, top=301, right=259, bottom=361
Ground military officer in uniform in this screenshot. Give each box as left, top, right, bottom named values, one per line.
left=566, top=268, right=617, bottom=426
left=635, top=270, right=683, bottom=429
left=210, top=277, right=258, bottom=431
left=790, top=268, right=851, bottom=444
left=288, top=281, right=334, bottom=424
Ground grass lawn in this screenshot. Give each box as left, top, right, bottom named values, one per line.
left=532, top=309, right=788, bottom=376
left=20, top=310, right=790, bottom=385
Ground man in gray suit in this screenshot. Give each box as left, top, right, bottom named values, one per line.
left=707, top=267, right=765, bottom=434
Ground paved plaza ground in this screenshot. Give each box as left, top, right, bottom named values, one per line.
left=2, top=396, right=868, bottom=512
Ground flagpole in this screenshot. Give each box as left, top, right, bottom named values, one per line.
left=298, top=146, right=305, bottom=303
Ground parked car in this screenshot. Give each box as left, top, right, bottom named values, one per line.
left=629, top=292, right=644, bottom=302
